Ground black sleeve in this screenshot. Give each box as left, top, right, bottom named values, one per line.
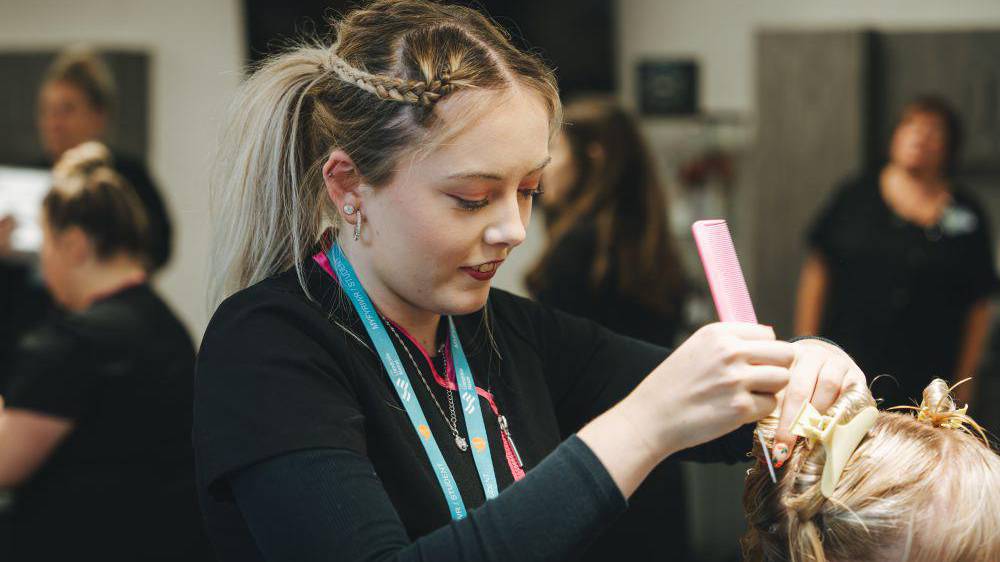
left=231, top=436, right=625, bottom=562
left=4, top=320, right=96, bottom=420
left=494, top=291, right=751, bottom=464
left=114, top=155, right=173, bottom=271
left=193, top=286, right=367, bottom=501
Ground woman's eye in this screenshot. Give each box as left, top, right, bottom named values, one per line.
left=451, top=195, right=490, bottom=211
left=519, top=187, right=544, bottom=200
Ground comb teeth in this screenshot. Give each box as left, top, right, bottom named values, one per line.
left=692, top=220, right=757, bottom=324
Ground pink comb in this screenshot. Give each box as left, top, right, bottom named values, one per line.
left=692, top=219, right=757, bottom=323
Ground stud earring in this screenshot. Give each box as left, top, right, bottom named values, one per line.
left=343, top=204, right=355, bottom=215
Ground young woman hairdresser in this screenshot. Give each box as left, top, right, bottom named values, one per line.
left=194, top=2, right=866, bottom=560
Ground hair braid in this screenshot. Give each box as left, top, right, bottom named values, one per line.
left=326, top=51, right=455, bottom=107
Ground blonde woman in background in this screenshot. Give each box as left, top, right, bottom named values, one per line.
left=36, top=48, right=172, bottom=270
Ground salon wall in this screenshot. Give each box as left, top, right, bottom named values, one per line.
left=617, top=0, right=1000, bottom=114
left=0, top=0, right=245, bottom=340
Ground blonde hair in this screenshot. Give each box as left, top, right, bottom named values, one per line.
left=44, top=141, right=150, bottom=262
left=743, top=379, right=1000, bottom=562
left=209, top=0, right=561, bottom=306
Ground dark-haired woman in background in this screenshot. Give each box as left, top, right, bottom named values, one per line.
left=526, top=97, right=690, bottom=561
left=0, top=143, right=210, bottom=562
left=796, top=96, right=999, bottom=409
left=2, top=49, right=175, bottom=369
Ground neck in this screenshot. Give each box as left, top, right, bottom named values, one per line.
left=887, top=162, right=946, bottom=193
left=338, top=237, right=442, bottom=353
left=71, top=255, right=147, bottom=311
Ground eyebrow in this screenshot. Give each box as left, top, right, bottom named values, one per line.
left=446, top=156, right=552, bottom=181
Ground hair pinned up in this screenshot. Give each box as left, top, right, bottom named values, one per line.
left=44, top=141, right=150, bottom=262
left=890, top=378, right=989, bottom=442
left=744, top=380, right=1000, bottom=562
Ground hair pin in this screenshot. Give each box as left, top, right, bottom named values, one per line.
left=757, top=430, right=778, bottom=484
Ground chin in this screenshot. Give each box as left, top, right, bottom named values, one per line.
left=439, top=284, right=491, bottom=316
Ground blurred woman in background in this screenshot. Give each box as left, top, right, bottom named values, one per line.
left=796, top=96, right=998, bottom=408
left=0, top=142, right=210, bottom=562
left=527, top=96, right=686, bottom=347
left=2, top=48, right=175, bottom=369
left=526, top=97, right=690, bottom=561
left=36, top=47, right=172, bottom=271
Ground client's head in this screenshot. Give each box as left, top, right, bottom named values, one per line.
left=743, top=379, right=1000, bottom=562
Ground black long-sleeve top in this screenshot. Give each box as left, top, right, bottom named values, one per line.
left=194, top=257, right=752, bottom=562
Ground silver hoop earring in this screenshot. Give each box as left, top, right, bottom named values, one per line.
left=354, top=210, right=363, bottom=241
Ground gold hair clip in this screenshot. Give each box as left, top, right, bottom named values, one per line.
left=790, top=401, right=878, bottom=497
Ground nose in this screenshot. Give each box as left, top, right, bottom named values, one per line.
left=483, top=195, right=527, bottom=249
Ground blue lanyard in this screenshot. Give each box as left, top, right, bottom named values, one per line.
left=328, top=244, right=499, bottom=520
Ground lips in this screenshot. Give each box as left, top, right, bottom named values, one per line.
left=461, top=259, right=504, bottom=281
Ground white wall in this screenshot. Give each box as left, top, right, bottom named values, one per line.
left=0, top=0, right=245, bottom=341
left=618, top=0, right=1000, bottom=115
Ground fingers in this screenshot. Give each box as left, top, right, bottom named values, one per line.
left=810, top=357, right=849, bottom=414
left=772, top=350, right=823, bottom=466
left=747, top=392, right=779, bottom=423
left=740, top=340, right=796, bottom=367
left=744, top=365, right=792, bottom=395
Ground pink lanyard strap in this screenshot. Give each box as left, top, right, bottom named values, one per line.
left=312, top=251, right=526, bottom=481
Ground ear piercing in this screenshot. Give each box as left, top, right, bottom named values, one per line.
left=343, top=204, right=362, bottom=241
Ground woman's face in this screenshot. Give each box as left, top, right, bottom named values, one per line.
left=539, top=129, right=578, bottom=211
left=889, top=111, right=948, bottom=176
left=38, top=80, right=106, bottom=161
left=356, top=87, right=551, bottom=317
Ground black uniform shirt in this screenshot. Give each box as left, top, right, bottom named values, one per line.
left=194, top=258, right=751, bottom=561
left=4, top=284, right=211, bottom=562
left=809, top=173, right=999, bottom=407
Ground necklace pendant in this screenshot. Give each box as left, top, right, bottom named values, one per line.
left=455, top=435, right=468, bottom=451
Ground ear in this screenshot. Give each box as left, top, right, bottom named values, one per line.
left=60, top=226, right=93, bottom=266
left=323, top=149, right=364, bottom=225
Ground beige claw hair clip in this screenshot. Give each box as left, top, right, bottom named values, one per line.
left=790, top=401, right=878, bottom=497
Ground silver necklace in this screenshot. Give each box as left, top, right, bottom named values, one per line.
left=382, top=316, right=469, bottom=452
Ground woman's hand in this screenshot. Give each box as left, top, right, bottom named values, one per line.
left=624, top=322, right=795, bottom=457
left=579, top=323, right=794, bottom=497
left=770, top=338, right=867, bottom=466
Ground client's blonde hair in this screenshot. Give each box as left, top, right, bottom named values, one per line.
left=743, top=379, right=1000, bottom=562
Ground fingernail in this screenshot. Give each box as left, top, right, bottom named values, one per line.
left=772, top=444, right=789, bottom=467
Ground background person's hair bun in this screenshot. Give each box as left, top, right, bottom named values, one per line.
left=52, top=141, right=114, bottom=186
